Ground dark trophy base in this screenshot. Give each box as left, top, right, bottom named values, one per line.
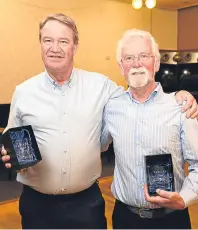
left=0, top=125, right=42, bottom=170
left=145, top=154, right=175, bottom=196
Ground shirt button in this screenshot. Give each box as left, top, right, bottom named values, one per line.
left=62, top=169, right=67, bottom=174
left=63, top=131, right=66, bottom=134
left=140, top=184, right=144, bottom=188
left=136, top=142, right=141, bottom=145
left=64, top=150, right=67, bottom=153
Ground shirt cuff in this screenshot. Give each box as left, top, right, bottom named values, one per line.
left=179, top=189, right=198, bottom=208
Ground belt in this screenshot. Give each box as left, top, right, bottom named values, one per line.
left=117, top=200, right=175, bottom=219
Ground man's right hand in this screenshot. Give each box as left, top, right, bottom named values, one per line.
left=1, top=146, right=12, bottom=168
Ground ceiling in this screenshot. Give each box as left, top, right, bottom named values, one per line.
left=19, top=0, right=198, bottom=10
left=117, top=0, right=198, bottom=10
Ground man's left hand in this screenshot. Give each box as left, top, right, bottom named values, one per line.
left=144, top=185, right=185, bottom=210
left=175, top=90, right=198, bottom=119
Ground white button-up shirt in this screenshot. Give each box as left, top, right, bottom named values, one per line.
left=6, top=68, right=124, bottom=194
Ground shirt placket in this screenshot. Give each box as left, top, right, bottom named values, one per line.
left=134, top=103, right=147, bottom=207
left=59, top=85, right=70, bottom=193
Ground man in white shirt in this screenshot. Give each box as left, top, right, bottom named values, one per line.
left=1, top=14, right=198, bottom=229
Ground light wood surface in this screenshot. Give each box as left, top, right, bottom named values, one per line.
left=0, top=128, right=4, bottom=133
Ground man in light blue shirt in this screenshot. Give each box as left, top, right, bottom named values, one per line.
left=101, top=29, right=198, bottom=229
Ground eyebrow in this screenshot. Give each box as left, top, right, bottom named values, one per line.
left=42, top=36, right=52, bottom=40
left=125, top=52, right=150, bottom=56
left=42, top=36, right=70, bottom=41
left=59, top=37, right=70, bottom=41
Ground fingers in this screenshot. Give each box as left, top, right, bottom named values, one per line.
left=190, top=110, right=198, bottom=119
left=144, top=184, right=185, bottom=209
left=145, top=194, right=168, bottom=205
left=2, top=154, right=10, bottom=162
left=181, top=98, right=194, bottom=113
left=2, top=155, right=12, bottom=168
left=1, top=145, right=9, bottom=162
left=1, top=146, right=7, bottom=155
left=175, top=90, right=194, bottom=113
left=5, top=163, right=12, bottom=169
left=185, top=100, right=198, bottom=119
left=1, top=146, right=12, bottom=168
left=144, top=185, right=172, bottom=206
left=156, top=189, right=172, bottom=199
left=175, top=91, right=183, bottom=105
left=144, top=185, right=165, bottom=205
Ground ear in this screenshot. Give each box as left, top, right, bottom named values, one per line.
left=118, top=62, right=124, bottom=75
left=154, top=57, right=160, bottom=72
left=73, top=44, right=78, bottom=55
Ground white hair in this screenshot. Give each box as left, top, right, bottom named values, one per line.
left=116, top=29, right=160, bottom=63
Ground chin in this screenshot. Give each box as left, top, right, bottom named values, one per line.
left=131, top=84, right=146, bottom=89
left=46, top=63, right=63, bottom=70
left=130, top=79, right=151, bottom=88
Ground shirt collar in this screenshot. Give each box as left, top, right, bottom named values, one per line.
left=45, top=68, right=75, bottom=91
left=126, top=82, right=164, bottom=104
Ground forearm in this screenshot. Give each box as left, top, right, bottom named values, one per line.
left=100, top=131, right=113, bottom=152
left=100, top=120, right=112, bottom=152
left=179, top=169, right=198, bottom=207
left=180, top=115, right=198, bottom=207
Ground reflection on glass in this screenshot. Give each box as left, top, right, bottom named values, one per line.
left=147, top=162, right=174, bottom=195
left=145, top=154, right=175, bottom=196
left=10, top=129, right=37, bottom=165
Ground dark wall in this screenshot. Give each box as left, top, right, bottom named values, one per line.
left=0, top=104, right=10, bottom=128
left=156, top=63, right=198, bottom=101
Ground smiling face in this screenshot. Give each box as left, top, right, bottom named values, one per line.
left=40, top=20, right=77, bottom=73
left=119, top=36, right=160, bottom=89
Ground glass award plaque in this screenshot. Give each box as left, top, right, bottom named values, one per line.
left=0, top=125, right=42, bottom=170
left=145, top=154, right=175, bottom=196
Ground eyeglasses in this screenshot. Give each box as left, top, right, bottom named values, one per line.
left=121, top=53, right=154, bottom=63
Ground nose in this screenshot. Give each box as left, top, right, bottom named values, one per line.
left=132, top=57, right=142, bottom=68
left=51, top=41, right=61, bottom=53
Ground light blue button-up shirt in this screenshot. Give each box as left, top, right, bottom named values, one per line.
left=101, top=83, right=198, bottom=208
left=6, top=68, right=124, bottom=194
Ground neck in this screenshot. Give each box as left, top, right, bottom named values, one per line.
left=130, top=81, right=156, bottom=103
left=47, top=64, right=73, bottom=86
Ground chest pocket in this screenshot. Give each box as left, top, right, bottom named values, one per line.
left=20, top=105, right=59, bottom=131
left=146, top=125, right=180, bottom=154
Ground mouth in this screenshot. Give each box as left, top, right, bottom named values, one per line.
left=132, top=71, right=145, bottom=75
left=48, top=56, right=64, bottom=59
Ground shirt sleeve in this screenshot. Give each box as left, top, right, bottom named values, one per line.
left=179, top=115, right=198, bottom=207
left=100, top=77, right=122, bottom=151
left=100, top=103, right=113, bottom=152
left=4, top=87, right=22, bottom=132
left=105, top=78, right=125, bottom=101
